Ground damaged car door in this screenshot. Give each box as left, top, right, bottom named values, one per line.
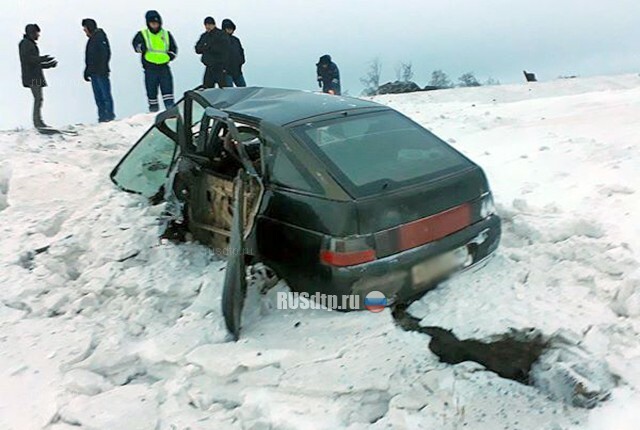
left=183, top=108, right=265, bottom=339
left=222, top=170, right=249, bottom=340
left=110, top=112, right=180, bottom=200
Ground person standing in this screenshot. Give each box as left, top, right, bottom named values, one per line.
left=221, top=19, right=246, bottom=87
left=316, top=55, right=341, bottom=96
left=195, top=17, right=230, bottom=89
left=18, top=24, right=58, bottom=129
left=132, top=10, right=178, bottom=112
left=82, top=18, right=115, bottom=123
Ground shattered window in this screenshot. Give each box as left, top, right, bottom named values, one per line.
left=191, top=102, right=206, bottom=131
left=165, top=117, right=178, bottom=133
left=111, top=126, right=177, bottom=198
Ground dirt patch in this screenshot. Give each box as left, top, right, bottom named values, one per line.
left=393, top=305, right=545, bottom=384
left=393, top=305, right=616, bottom=409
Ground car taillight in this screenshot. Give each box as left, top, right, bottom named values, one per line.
left=480, top=192, right=496, bottom=218
left=320, top=235, right=377, bottom=267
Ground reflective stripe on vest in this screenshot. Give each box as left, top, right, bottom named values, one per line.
left=142, top=28, right=170, bottom=65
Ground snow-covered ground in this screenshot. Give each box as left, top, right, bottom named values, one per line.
left=1, top=74, right=640, bottom=429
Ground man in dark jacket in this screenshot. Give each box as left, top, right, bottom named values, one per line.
left=195, top=17, right=230, bottom=88
left=316, top=55, right=341, bottom=95
left=18, top=24, right=57, bottom=128
left=82, top=18, right=115, bottom=123
left=221, top=19, right=246, bottom=87
left=132, top=10, right=178, bottom=112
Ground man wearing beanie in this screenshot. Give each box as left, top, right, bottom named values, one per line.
left=18, top=24, right=58, bottom=129
left=195, top=16, right=230, bottom=88
left=82, top=18, right=115, bottom=122
left=316, top=54, right=341, bottom=96
left=221, top=19, right=246, bottom=87
left=132, top=10, right=178, bottom=112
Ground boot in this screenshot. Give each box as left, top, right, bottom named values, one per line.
left=33, top=104, right=48, bottom=128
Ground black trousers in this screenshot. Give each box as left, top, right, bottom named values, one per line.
left=144, top=66, right=174, bottom=112
left=203, top=66, right=226, bottom=89
left=30, top=85, right=45, bottom=128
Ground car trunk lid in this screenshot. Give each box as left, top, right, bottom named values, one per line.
left=356, top=166, right=488, bottom=257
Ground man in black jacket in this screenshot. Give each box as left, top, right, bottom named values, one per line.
left=222, top=19, right=246, bottom=87
left=316, top=55, right=341, bottom=96
left=132, top=11, right=178, bottom=112
left=18, top=24, right=57, bottom=128
left=82, top=18, right=115, bottom=123
left=195, top=17, right=230, bottom=88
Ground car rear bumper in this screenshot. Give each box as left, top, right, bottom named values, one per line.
left=324, top=214, right=501, bottom=307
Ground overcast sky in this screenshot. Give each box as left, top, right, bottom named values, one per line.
left=1, top=0, right=639, bottom=129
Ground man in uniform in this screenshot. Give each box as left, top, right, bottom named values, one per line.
left=132, top=10, right=178, bottom=112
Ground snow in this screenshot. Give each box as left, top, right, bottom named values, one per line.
left=1, top=74, right=640, bottom=429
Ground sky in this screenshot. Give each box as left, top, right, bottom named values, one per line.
left=1, top=0, right=640, bottom=129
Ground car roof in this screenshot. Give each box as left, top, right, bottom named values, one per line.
left=194, top=87, right=387, bottom=126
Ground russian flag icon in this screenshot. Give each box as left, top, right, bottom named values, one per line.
left=365, top=291, right=387, bottom=313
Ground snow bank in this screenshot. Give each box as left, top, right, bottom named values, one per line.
left=1, top=75, right=640, bottom=429
left=0, top=162, right=11, bottom=211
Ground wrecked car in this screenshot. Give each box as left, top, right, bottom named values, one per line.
left=110, top=87, right=501, bottom=339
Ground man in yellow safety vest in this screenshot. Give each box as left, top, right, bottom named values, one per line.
left=132, top=10, right=178, bottom=112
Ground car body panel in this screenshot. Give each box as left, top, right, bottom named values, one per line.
left=192, top=87, right=384, bottom=126
left=259, top=188, right=359, bottom=236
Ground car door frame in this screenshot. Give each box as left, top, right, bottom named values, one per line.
left=181, top=103, right=266, bottom=243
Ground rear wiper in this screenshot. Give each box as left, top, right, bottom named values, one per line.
left=368, top=178, right=398, bottom=191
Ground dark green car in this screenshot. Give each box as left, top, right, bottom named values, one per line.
left=111, top=87, right=501, bottom=339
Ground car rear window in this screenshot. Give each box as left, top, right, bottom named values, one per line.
left=294, top=110, right=471, bottom=196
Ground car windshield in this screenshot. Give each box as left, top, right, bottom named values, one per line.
left=294, top=110, right=471, bottom=195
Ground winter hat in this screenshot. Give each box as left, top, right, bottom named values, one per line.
left=145, top=10, right=162, bottom=25
left=221, top=19, right=236, bottom=31
left=318, top=55, right=332, bottom=66
left=25, top=24, right=41, bottom=38
left=81, top=18, right=97, bottom=34
left=204, top=16, right=215, bottom=25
